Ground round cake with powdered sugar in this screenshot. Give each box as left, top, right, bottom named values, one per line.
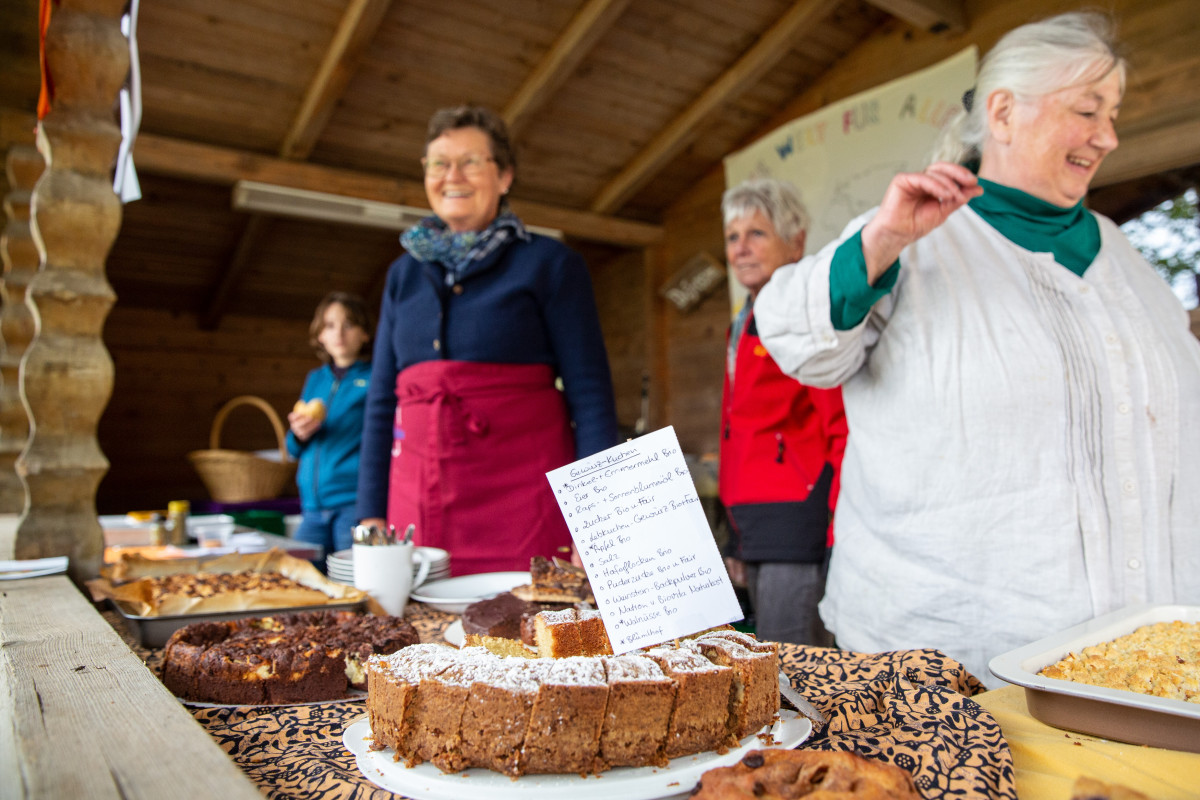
left=365, top=628, right=780, bottom=777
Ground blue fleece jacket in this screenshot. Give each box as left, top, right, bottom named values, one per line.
left=356, top=231, right=618, bottom=521
left=286, top=360, right=372, bottom=512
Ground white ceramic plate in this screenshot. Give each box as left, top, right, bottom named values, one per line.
left=0, top=556, right=68, bottom=580
left=443, top=619, right=464, bottom=647
left=181, top=689, right=366, bottom=709
left=330, top=546, right=450, bottom=565
left=409, top=571, right=529, bottom=614
left=344, top=709, right=811, bottom=800
left=989, top=603, right=1200, bottom=752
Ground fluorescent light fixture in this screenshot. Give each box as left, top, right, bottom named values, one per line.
left=231, top=180, right=562, bottom=239
left=232, top=180, right=428, bottom=231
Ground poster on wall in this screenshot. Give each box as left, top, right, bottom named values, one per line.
left=722, top=46, right=978, bottom=317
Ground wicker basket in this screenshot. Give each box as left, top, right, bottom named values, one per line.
left=188, top=395, right=297, bottom=503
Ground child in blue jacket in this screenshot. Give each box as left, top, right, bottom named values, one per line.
left=287, top=292, right=373, bottom=562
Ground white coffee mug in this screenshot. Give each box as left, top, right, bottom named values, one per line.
left=352, top=542, right=432, bottom=616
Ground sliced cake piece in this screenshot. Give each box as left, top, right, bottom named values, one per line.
left=598, top=655, right=676, bottom=768
left=643, top=646, right=733, bottom=758
left=414, top=656, right=486, bottom=772
left=688, top=634, right=779, bottom=741
left=521, top=656, right=609, bottom=775
left=512, top=556, right=594, bottom=603
left=533, top=608, right=584, bottom=657
left=366, top=643, right=462, bottom=763
left=459, top=657, right=552, bottom=776
left=576, top=608, right=613, bottom=655
left=533, top=607, right=613, bottom=657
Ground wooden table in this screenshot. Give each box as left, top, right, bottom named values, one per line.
left=12, top=570, right=1193, bottom=800
left=0, top=574, right=261, bottom=800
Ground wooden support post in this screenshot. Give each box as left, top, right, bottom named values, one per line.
left=15, top=1, right=126, bottom=580
left=0, top=144, right=43, bottom=520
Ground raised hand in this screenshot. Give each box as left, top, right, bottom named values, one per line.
left=861, top=163, right=982, bottom=284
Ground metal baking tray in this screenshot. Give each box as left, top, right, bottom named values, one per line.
left=111, top=599, right=366, bottom=648
left=988, top=603, right=1200, bottom=753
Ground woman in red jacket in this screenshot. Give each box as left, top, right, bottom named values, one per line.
left=720, top=178, right=847, bottom=645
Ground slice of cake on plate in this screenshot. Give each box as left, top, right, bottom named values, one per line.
left=598, top=654, right=676, bottom=768
left=458, top=657, right=553, bottom=776
left=642, top=646, right=734, bottom=757
left=520, top=657, right=609, bottom=775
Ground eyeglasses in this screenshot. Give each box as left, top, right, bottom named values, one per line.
left=420, top=154, right=496, bottom=179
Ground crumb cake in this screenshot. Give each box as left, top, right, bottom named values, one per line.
left=1039, top=620, right=1200, bottom=703
left=365, top=633, right=780, bottom=776
left=162, top=611, right=417, bottom=704
left=690, top=749, right=922, bottom=799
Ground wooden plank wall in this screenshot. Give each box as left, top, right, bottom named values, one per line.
left=97, top=250, right=649, bottom=513
left=590, top=247, right=651, bottom=439
left=97, top=307, right=313, bottom=512
left=652, top=169, right=731, bottom=458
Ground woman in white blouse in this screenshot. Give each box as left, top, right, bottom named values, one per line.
left=754, top=11, right=1200, bottom=684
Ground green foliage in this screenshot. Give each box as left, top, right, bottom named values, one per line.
left=1120, top=189, right=1200, bottom=297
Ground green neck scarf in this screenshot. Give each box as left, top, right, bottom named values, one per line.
left=968, top=178, right=1100, bottom=276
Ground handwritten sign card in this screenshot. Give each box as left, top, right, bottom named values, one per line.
left=547, top=426, right=742, bottom=654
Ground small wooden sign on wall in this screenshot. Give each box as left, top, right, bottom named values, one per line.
left=659, top=251, right=725, bottom=312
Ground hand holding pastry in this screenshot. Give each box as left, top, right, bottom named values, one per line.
left=289, top=398, right=326, bottom=441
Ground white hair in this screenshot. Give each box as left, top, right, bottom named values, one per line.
left=721, top=178, right=810, bottom=243
left=931, top=11, right=1126, bottom=165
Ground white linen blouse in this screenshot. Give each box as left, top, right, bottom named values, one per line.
left=754, top=205, right=1200, bottom=684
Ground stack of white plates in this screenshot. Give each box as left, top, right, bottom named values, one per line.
left=326, top=546, right=450, bottom=586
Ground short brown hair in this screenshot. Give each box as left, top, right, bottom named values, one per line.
left=425, top=105, right=516, bottom=175
left=308, top=291, right=373, bottom=363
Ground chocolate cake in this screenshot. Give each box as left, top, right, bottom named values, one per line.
left=460, top=591, right=535, bottom=640
left=161, top=610, right=418, bottom=704
left=365, top=634, right=779, bottom=776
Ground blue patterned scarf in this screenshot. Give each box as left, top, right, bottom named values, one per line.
left=400, top=206, right=530, bottom=285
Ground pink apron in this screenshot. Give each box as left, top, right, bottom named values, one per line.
left=388, top=361, right=575, bottom=576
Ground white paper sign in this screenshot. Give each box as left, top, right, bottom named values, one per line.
left=547, top=426, right=742, bottom=653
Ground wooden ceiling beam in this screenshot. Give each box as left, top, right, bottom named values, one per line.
left=129, top=131, right=662, bottom=247
left=206, top=0, right=392, bottom=329
left=863, top=0, right=965, bottom=33
left=200, top=214, right=271, bottom=331
left=279, top=0, right=393, bottom=160
left=502, top=0, right=633, bottom=135
left=589, top=0, right=842, bottom=215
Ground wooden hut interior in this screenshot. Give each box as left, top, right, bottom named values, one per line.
left=2, top=0, right=1199, bottom=572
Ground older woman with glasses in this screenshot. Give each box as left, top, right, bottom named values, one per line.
left=754, top=12, right=1200, bottom=682
left=357, top=104, right=617, bottom=576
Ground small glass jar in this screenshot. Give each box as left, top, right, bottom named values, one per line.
left=166, top=500, right=190, bottom=546
left=148, top=513, right=168, bottom=546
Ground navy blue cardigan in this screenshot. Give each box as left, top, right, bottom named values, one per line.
left=356, top=232, right=618, bottom=521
